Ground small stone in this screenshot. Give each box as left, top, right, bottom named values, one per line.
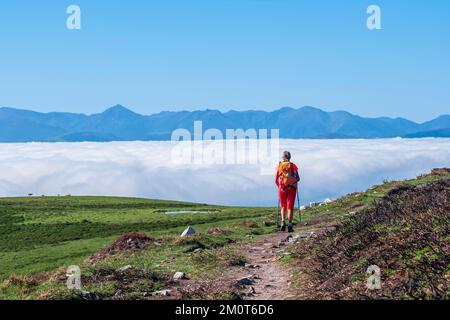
left=173, top=272, right=186, bottom=280
left=152, top=289, right=172, bottom=297
left=116, top=265, right=132, bottom=272
left=237, top=277, right=256, bottom=286
left=180, top=226, right=196, bottom=237
left=114, top=289, right=124, bottom=297
left=80, top=291, right=97, bottom=300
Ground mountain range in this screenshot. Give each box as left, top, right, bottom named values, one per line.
left=0, top=105, right=449, bottom=142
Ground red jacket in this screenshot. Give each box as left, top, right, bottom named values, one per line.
left=275, top=162, right=300, bottom=189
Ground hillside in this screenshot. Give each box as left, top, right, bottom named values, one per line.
left=0, top=169, right=449, bottom=300
left=290, top=168, right=450, bottom=299
left=1, top=105, right=450, bottom=141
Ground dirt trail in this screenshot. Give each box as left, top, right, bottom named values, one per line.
left=170, top=217, right=337, bottom=300
left=231, top=221, right=336, bottom=300
left=235, top=231, right=298, bottom=300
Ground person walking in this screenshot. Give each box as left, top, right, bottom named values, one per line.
left=275, top=151, right=300, bottom=233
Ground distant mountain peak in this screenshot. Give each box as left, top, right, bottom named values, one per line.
left=102, top=104, right=136, bottom=115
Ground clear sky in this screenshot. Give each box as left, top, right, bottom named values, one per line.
left=0, top=0, right=449, bottom=122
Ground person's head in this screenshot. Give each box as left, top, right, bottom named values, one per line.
left=282, top=151, right=291, bottom=162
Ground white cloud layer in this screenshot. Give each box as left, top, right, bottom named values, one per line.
left=1, top=139, right=450, bottom=206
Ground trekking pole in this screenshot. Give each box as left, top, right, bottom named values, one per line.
left=276, top=199, right=281, bottom=228
left=296, top=188, right=301, bottom=225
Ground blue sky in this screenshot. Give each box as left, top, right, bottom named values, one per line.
left=0, top=0, right=449, bottom=122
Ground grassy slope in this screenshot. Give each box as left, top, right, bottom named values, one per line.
left=1, top=169, right=449, bottom=300
left=287, top=168, right=450, bottom=300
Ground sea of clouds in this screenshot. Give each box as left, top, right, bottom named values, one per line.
left=1, top=139, right=449, bottom=206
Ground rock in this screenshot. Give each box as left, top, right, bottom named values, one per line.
left=323, top=198, right=333, bottom=204
left=180, top=226, right=196, bottom=237
left=237, top=277, right=256, bottom=286
left=152, top=289, right=172, bottom=297
left=80, top=291, right=97, bottom=300
left=193, top=248, right=203, bottom=253
left=247, top=287, right=257, bottom=295
left=173, top=272, right=186, bottom=280
left=245, top=264, right=260, bottom=269
left=298, top=232, right=315, bottom=239
left=114, top=289, right=124, bottom=297
left=116, top=265, right=132, bottom=272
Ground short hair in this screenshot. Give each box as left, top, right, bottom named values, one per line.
left=282, top=151, right=291, bottom=161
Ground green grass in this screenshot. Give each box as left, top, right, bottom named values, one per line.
left=0, top=196, right=275, bottom=281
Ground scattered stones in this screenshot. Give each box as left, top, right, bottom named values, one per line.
left=245, top=264, right=261, bottom=269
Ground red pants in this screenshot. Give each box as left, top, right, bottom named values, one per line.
left=279, top=187, right=296, bottom=210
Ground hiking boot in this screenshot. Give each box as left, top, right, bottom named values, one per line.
left=288, top=224, right=294, bottom=233
left=280, top=224, right=286, bottom=232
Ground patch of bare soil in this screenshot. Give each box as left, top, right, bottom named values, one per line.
left=87, top=232, right=159, bottom=263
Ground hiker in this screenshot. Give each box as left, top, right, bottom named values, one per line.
left=275, top=151, right=300, bottom=233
